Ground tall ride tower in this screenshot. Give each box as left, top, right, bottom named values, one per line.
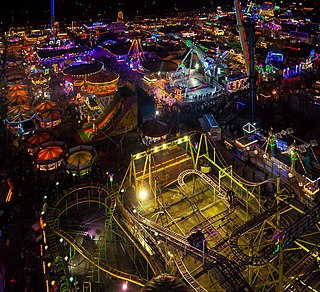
left=234, top=0, right=257, bottom=123
left=50, top=0, right=55, bottom=31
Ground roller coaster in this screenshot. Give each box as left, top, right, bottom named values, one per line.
left=43, top=132, right=320, bottom=291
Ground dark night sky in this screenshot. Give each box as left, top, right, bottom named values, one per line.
left=1, top=1, right=318, bottom=29
left=0, top=0, right=232, bottom=28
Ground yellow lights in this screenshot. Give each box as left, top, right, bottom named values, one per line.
left=177, top=136, right=189, bottom=145
left=303, top=182, right=320, bottom=197
left=133, top=135, right=189, bottom=159
left=122, top=281, right=128, bottom=290
left=138, top=189, right=148, bottom=200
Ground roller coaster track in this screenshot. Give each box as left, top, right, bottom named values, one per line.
left=178, top=168, right=257, bottom=215
left=132, top=212, right=253, bottom=291
left=229, top=201, right=288, bottom=266
left=178, top=169, right=234, bottom=251
left=178, top=169, right=227, bottom=197
left=47, top=185, right=149, bottom=287
left=112, top=202, right=166, bottom=275
left=173, top=251, right=208, bottom=292
left=178, top=169, right=295, bottom=267
left=120, top=198, right=209, bottom=292
left=284, top=247, right=320, bottom=291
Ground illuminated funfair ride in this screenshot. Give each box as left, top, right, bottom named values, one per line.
left=172, top=34, right=225, bottom=97
left=234, top=0, right=257, bottom=122
left=126, top=38, right=145, bottom=72
left=43, top=131, right=320, bottom=291
left=121, top=132, right=320, bottom=290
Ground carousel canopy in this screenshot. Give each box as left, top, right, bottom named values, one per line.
left=27, top=131, right=52, bottom=146
left=63, top=61, right=103, bottom=77
left=6, top=94, right=32, bottom=105
left=86, top=71, right=119, bottom=85
left=39, top=109, right=62, bottom=120
left=34, top=141, right=67, bottom=161
left=5, top=62, right=21, bottom=69
left=67, top=150, right=92, bottom=165
left=66, top=145, right=97, bottom=173
left=8, top=84, right=28, bottom=91
left=7, top=104, right=32, bottom=116
left=7, top=89, right=29, bottom=98
left=34, top=101, right=57, bottom=112
left=140, top=118, right=171, bottom=138
left=37, top=145, right=63, bottom=160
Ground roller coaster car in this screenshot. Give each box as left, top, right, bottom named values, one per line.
left=187, top=229, right=206, bottom=251
left=226, top=190, right=237, bottom=206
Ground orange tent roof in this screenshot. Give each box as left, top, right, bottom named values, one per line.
left=37, top=145, right=63, bottom=160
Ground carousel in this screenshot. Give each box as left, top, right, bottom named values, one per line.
left=65, top=145, right=98, bottom=176
left=37, top=108, right=62, bottom=128
left=62, top=61, right=104, bottom=81
left=85, top=71, right=120, bottom=96
left=7, top=104, right=32, bottom=117
left=62, top=61, right=104, bottom=95
left=33, top=140, right=67, bottom=171
left=140, top=118, right=171, bottom=145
